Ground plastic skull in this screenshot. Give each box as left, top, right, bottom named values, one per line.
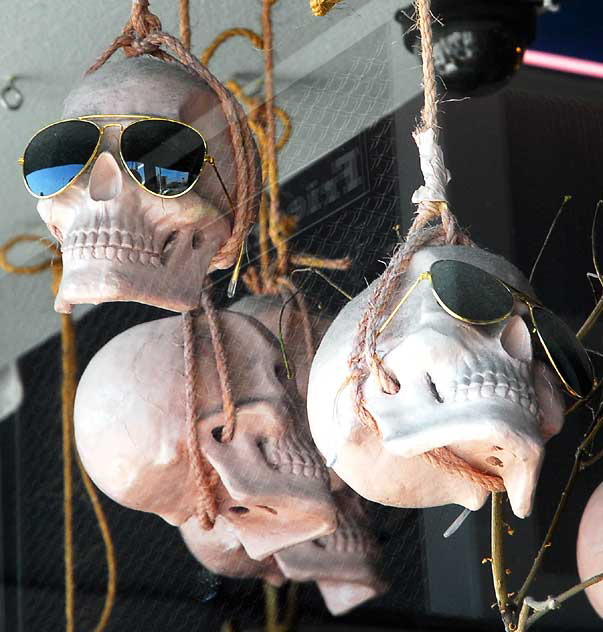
left=74, top=309, right=336, bottom=559
left=308, top=245, right=565, bottom=518
left=180, top=514, right=286, bottom=587
left=577, top=482, right=603, bottom=617
left=275, top=479, right=387, bottom=615
left=35, top=57, right=259, bottom=313
left=180, top=478, right=387, bottom=616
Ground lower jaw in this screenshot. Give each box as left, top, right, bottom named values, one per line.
left=55, top=261, right=200, bottom=313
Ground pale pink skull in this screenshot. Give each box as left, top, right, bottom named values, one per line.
left=36, top=57, right=258, bottom=313
left=180, top=514, right=285, bottom=587
left=308, top=245, right=565, bottom=518
left=74, top=309, right=336, bottom=559
left=180, top=478, right=387, bottom=616
left=577, top=482, right=603, bottom=617
left=275, top=481, right=387, bottom=615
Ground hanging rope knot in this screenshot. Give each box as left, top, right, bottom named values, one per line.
left=345, top=0, right=504, bottom=496
left=120, top=0, right=163, bottom=57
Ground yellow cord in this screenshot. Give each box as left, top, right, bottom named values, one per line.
left=310, top=0, right=342, bottom=16
left=0, top=235, right=117, bottom=632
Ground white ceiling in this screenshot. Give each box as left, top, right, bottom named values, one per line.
left=0, top=0, right=420, bottom=367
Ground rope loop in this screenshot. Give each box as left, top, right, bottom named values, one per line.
left=344, top=0, right=503, bottom=495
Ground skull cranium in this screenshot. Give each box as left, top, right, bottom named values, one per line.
left=74, top=309, right=336, bottom=559
left=308, top=245, right=565, bottom=518
left=36, top=57, right=259, bottom=313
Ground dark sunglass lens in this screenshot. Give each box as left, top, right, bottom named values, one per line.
left=532, top=307, right=594, bottom=398
left=430, top=259, right=513, bottom=324
left=121, top=120, right=206, bottom=196
left=23, top=121, right=100, bottom=197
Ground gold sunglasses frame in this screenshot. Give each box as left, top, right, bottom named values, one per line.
left=18, top=114, right=218, bottom=201
left=377, top=260, right=595, bottom=399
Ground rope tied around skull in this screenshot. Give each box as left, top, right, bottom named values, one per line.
left=347, top=0, right=505, bottom=494
left=85, top=0, right=268, bottom=530
left=87, top=0, right=259, bottom=273
left=200, top=0, right=349, bottom=370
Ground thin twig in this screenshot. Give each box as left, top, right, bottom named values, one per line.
left=575, top=202, right=603, bottom=340
left=525, top=574, right=603, bottom=628
left=491, top=493, right=514, bottom=631
left=580, top=444, right=603, bottom=470
left=591, top=201, right=603, bottom=285
left=565, top=377, right=603, bottom=415
left=515, top=414, right=603, bottom=605
left=290, top=267, right=353, bottom=300
left=516, top=601, right=531, bottom=632
left=529, top=195, right=571, bottom=284
left=577, top=296, right=603, bottom=341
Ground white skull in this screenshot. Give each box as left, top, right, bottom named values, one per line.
left=577, top=482, right=603, bottom=618
left=35, top=57, right=258, bottom=313
left=308, top=245, right=565, bottom=518
left=74, top=309, right=336, bottom=560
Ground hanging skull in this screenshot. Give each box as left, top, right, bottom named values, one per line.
left=308, top=245, right=565, bottom=518
left=33, top=57, right=259, bottom=313
left=577, top=482, right=603, bottom=617
left=74, top=309, right=336, bottom=559
left=180, top=477, right=387, bottom=616
left=180, top=513, right=286, bottom=587
left=275, top=478, right=388, bottom=615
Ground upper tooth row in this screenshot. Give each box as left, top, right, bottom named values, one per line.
left=64, top=230, right=158, bottom=254
left=63, top=245, right=161, bottom=267
left=451, top=382, right=537, bottom=414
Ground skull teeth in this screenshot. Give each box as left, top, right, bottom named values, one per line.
left=449, top=369, right=537, bottom=415
left=63, top=229, right=161, bottom=267
left=315, top=511, right=374, bottom=554
left=258, top=432, right=329, bottom=482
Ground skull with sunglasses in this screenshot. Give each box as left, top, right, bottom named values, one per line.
left=74, top=309, right=337, bottom=560
left=307, top=246, right=589, bottom=518
left=26, top=57, right=259, bottom=313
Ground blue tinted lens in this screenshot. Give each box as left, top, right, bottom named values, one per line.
left=23, top=120, right=100, bottom=197
left=121, top=120, right=205, bottom=196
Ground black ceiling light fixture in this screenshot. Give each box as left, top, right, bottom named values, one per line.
left=395, top=0, right=560, bottom=97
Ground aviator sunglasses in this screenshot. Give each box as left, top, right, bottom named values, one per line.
left=378, top=259, right=595, bottom=399
left=19, top=115, right=231, bottom=201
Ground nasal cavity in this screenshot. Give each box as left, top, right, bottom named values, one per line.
left=88, top=152, right=123, bottom=201
left=501, top=315, right=533, bottom=362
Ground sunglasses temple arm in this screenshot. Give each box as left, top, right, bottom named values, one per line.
left=206, top=157, right=237, bottom=217
left=377, top=273, right=428, bottom=336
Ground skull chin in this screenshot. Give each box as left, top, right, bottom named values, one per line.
left=375, top=368, right=550, bottom=519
